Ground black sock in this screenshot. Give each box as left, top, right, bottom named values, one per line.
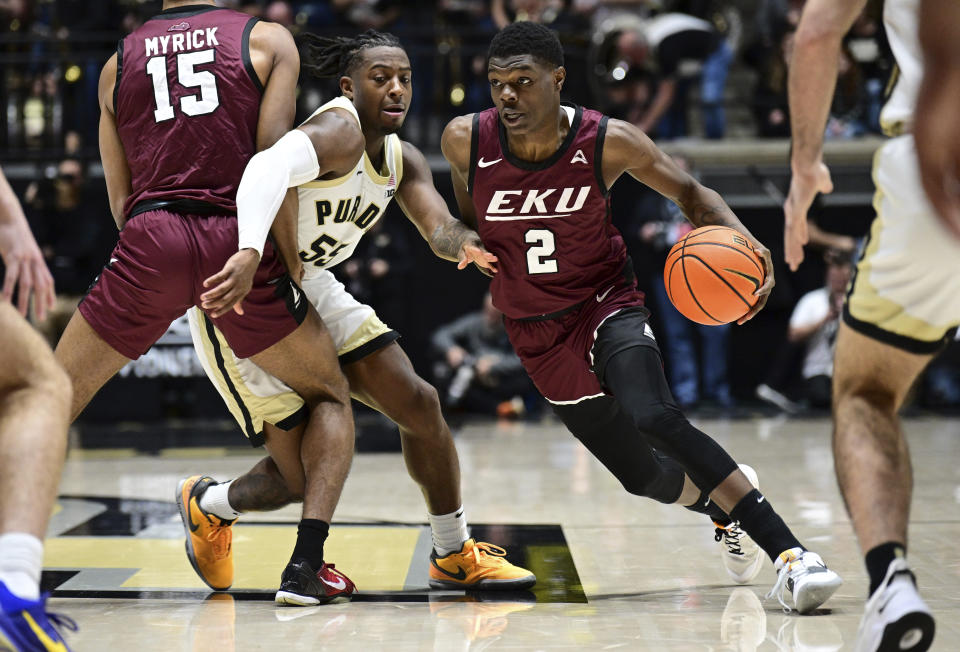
left=730, top=489, right=803, bottom=562
left=290, top=519, right=330, bottom=568
left=865, top=542, right=905, bottom=596
left=684, top=489, right=732, bottom=527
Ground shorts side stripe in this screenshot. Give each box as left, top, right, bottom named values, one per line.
left=203, top=313, right=258, bottom=441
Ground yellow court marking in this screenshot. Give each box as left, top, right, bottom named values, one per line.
left=44, top=525, right=421, bottom=591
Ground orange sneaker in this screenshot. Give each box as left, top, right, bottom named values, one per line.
left=429, top=539, right=536, bottom=590
left=177, top=475, right=236, bottom=590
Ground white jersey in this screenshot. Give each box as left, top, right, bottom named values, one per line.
left=879, top=0, right=921, bottom=135
left=296, top=96, right=403, bottom=278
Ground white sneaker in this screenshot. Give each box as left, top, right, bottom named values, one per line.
left=853, top=559, right=934, bottom=652
left=721, top=587, right=766, bottom=649
left=766, top=548, right=842, bottom=614
left=716, top=464, right=764, bottom=584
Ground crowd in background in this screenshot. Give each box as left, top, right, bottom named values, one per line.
left=0, top=0, right=894, bottom=156
left=2, top=0, right=958, bottom=420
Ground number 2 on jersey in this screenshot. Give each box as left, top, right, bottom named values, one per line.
left=525, top=229, right=558, bottom=274
left=146, top=49, right=220, bottom=122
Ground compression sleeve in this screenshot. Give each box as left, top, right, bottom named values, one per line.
left=236, top=128, right=320, bottom=256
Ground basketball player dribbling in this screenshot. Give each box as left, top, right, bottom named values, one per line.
left=177, top=30, right=535, bottom=602
left=52, top=0, right=358, bottom=604
left=442, top=21, right=843, bottom=613
left=0, top=167, right=75, bottom=650
left=785, top=0, right=956, bottom=649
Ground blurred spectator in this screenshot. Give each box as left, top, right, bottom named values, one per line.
left=824, top=43, right=869, bottom=140
left=264, top=1, right=295, bottom=27
left=24, top=157, right=114, bottom=345
left=783, top=249, right=852, bottom=409
left=751, top=29, right=793, bottom=138
left=636, top=155, right=733, bottom=408
left=431, top=292, right=535, bottom=418
left=615, top=12, right=732, bottom=139
left=491, top=0, right=567, bottom=29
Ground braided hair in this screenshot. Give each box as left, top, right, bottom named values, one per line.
left=300, top=29, right=404, bottom=79
left=488, top=21, right=564, bottom=68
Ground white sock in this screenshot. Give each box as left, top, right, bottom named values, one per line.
left=0, top=533, right=43, bottom=602
left=198, top=479, right=242, bottom=520
left=428, top=506, right=470, bottom=556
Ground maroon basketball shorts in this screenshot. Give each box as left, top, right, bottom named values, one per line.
left=79, top=210, right=306, bottom=360
left=504, top=283, right=654, bottom=404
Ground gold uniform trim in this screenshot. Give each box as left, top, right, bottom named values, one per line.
left=194, top=311, right=303, bottom=437
left=846, top=147, right=951, bottom=344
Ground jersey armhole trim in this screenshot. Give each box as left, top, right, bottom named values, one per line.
left=467, top=112, right=480, bottom=194
left=242, top=17, right=264, bottom=94
left=113, top=38, right=124, bottom=117
left=594, top=115, right=609, bottom=196
left=393, top=135, right=403, bottom=182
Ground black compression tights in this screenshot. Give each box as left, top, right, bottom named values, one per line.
left=553, top=395, right=686, bottom=504
left=601, top=345, right=739, bottom=492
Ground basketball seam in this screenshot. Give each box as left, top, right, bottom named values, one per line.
left=671, top=241, right=764, bottom=276
left=678, top=236, right=723, bottom=324
left=683, top=253, right=755, bottom=310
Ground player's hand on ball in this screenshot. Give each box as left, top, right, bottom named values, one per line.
left=738, top=241, right=775, bottom=325
left=458, top=240, right=498, bottom=275
left=201, top=248, right=260, bottom=318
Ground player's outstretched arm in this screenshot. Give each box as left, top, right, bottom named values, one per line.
left=915, top=0, right=960, bottom=239
left=396, top=140, right=497, bottom=274
left=0, top=167, right=55, bottom=319
left=784, top=0, right=867, bottom=270
left=603, top=118, right=774, bottom=323
left=97, top=53, right=132, bottom=231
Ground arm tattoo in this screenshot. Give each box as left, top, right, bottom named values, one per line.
left=430, top=218, right=478, bottom=261
left=692, top=202, right=737, bottom=227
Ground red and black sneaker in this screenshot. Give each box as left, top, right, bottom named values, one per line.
left=274, top=561, right=356, bottom=606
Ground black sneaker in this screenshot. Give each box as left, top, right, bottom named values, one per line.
left=274, top=560, right=356, bottom=606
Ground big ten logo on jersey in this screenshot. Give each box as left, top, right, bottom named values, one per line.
left=144, top=26, right=221, bottom=123
left=484, top=186, right=590, bottom=220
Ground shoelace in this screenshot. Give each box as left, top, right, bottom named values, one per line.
left=203, top=515, right=232, bottom=560
left=472, top=542, right=509, bottom=566
left=26, top=600, right=79, bottom=640
left=715, top=524, right=744, bottom=556
left=45, top=611, right=79, bottom=635
left=765, top=559, right=796, bottom=613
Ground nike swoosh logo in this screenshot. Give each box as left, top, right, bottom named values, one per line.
left=477, top=157, right=502, bottom=168
left=756, top=495, right=765, bottom=504
left=320, top=575, right=347, bottom=591
left=596, top=286, right=614, bottom=302
left=24, top=611, right=68, bottom=652
left=724, top=268, right=761, bottom=293
left=431, top=558, right=468, bottom=580
left=187, top=500, right=200, bottom=532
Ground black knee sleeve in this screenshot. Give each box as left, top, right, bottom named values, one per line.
left=553, top=397, right=685, bottom=504
left=599, top=343, right=738, bottom=492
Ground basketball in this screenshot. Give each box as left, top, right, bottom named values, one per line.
left=663, top=226, right=766, bottom=325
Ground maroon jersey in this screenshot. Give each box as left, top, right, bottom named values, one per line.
left=115, top=5, right=262, bottom=218
left=470, top=104, right=630, bottom=319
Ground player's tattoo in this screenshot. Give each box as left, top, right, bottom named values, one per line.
left=227, top=457, right=302, bottom=511
left=692, top=202, right=737, bottom=227
left=430, top=218, right=480, bottom=261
